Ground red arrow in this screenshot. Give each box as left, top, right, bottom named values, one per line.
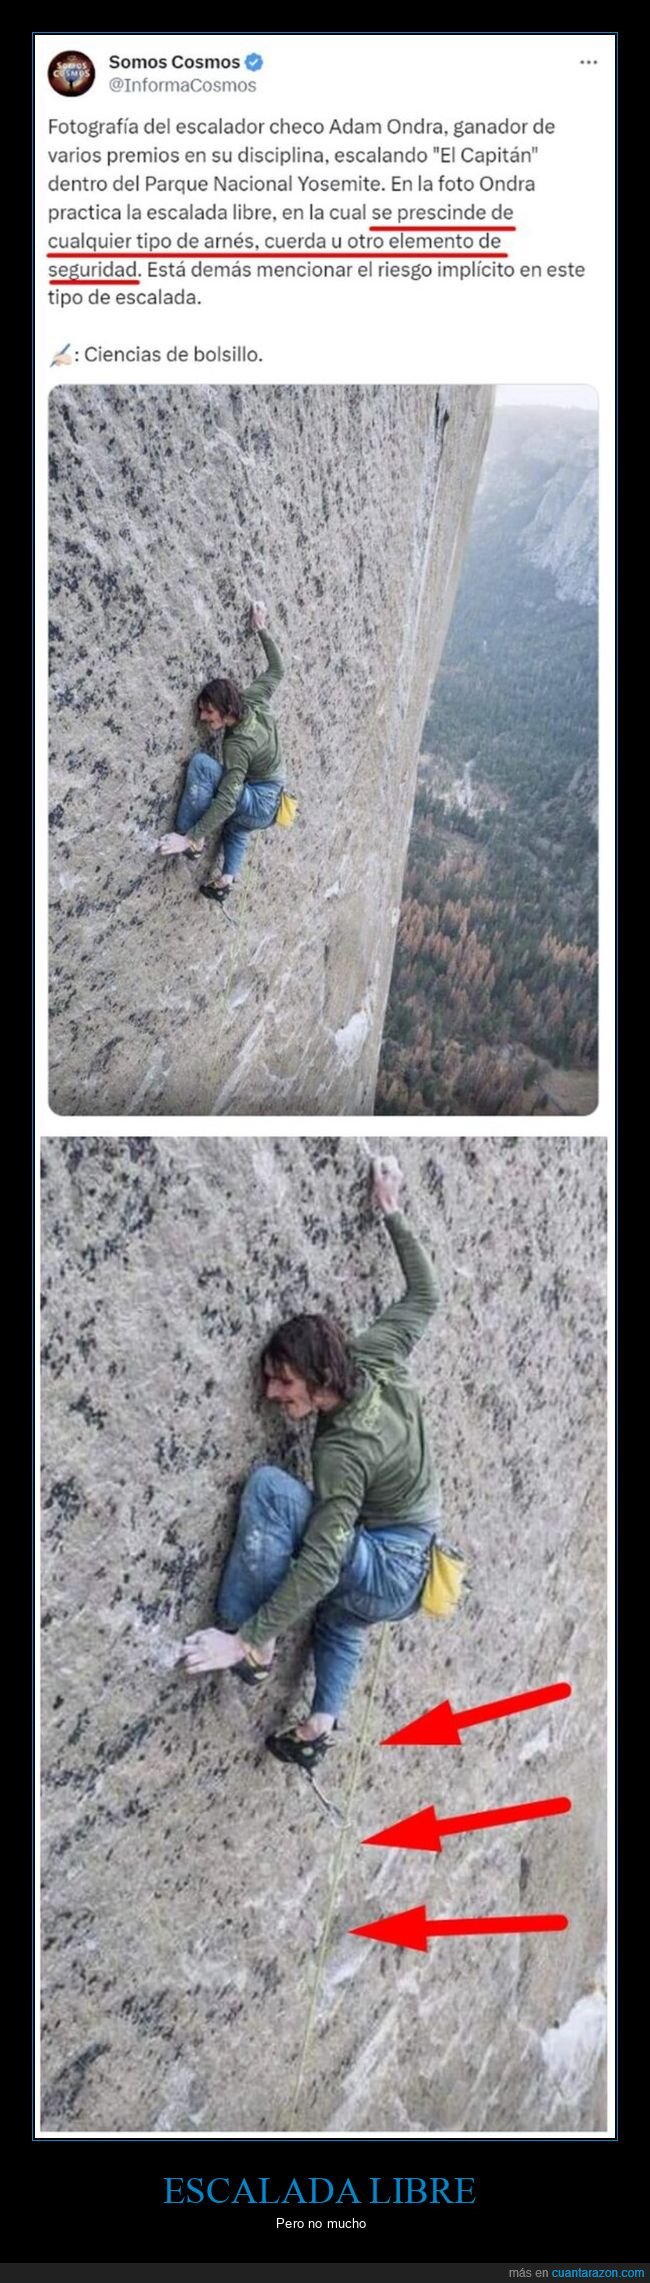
left=350, top=1904, right=569, bottom=1951
left=380, top=1680, right=572, bottom=1747
left=362, top=1793, right=572, bottom=1852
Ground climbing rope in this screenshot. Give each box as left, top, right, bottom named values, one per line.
left=285, top=1619, right=390, bottom=2131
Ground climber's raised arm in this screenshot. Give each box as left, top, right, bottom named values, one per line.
left=355, top=1159, right=440, bottom=1365
left=244, top=607, right=285, bottom=703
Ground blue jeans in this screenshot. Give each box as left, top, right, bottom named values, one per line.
left=176, top=750, right=282, bottom=878
left=215, top=1463, right=436, bottom=1718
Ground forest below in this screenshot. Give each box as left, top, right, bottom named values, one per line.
left=376, top=406, right=598, bottom=1117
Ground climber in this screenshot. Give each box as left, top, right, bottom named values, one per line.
left=159, top=601, right=288, bottom=903
left=182, top=1159, right=442, bottom=1773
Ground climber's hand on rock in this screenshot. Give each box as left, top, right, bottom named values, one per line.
left=249, top=600, right=266, bottom=631
left=183, top=1627, right=244, bottom=1672
left=371, top=1159, right=403, bottom=1215
left=159, top=831, right=203, bottom=857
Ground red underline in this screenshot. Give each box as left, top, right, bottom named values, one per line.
left=369, top=222, right=516, bottom=231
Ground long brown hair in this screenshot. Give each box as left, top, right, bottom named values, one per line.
left=262, top=1315, right=359, bottom=1402
left=196, top=675, right=245, bottom=723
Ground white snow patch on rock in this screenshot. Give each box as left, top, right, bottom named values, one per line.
left=334, top=1009, right=370, bottom=1065
left=541, top=1991, right=607, bottom=2104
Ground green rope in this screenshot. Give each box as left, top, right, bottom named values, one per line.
left=285, top=1621, right=390, bottom=2132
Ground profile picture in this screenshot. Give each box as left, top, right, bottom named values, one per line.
left=48, top=50, right=95, bottom=97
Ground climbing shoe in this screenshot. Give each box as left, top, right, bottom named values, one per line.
left=265, top=1726, right=342, bottom=1821
left=265, top=1726, right=334, bottom=1768
left=200, top=881, right=235, bottom=904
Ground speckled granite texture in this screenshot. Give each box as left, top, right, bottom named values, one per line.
left=41, top=1137, right=607, bottom=2134
left=48, top=384, right=492, bottom=1114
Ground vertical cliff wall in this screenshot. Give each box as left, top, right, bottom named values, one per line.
left=48, top=384, right=493, bottom=1114
left=41, top=1137, right=607, bottom=2133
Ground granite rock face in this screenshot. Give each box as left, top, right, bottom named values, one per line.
left=48, top=384, right=492, bottom=1114
left=41, top=1136, right=607, bottom=2133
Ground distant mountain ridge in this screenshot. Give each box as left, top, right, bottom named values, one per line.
left=482, top=406, right=598, bottom=605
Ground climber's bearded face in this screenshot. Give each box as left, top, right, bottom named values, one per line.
left=262, top=1359, right=317, bottom=1419
left=198, top=702, right=226, bottom=731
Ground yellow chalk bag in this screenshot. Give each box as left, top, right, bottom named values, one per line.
left=275, top=792, right=298, bottom=827
left=420, top=1539, right=467, bottom=1616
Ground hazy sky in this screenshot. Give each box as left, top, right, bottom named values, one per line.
left=496, top=384, right=597, bottom=408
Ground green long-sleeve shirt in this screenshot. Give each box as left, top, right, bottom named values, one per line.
left=191, top=627, right=285, bottom=854
left=243, top=1211, right=441, bottom=1650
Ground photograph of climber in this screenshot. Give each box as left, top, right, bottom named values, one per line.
left=48, top=380, right=493, bottom=1115
left=158, top=602, right=296, bottom=903
left=183, top=1152, right=447, bottom=1785
left=40, top=1135, right=607, bottom=2136
left=48, top=382, right=597, bottom=1118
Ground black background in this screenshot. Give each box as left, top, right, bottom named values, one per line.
left=18, top=2131, right=644, bottom=2258
left=25, top=20, right=638, bottom=2271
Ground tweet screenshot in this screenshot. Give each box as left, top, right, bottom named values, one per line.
left=32, top=28, right=622, bottom=2267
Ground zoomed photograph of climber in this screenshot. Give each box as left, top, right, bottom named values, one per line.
left=48, top=382, right=598, bottom=1117
left=40, top=1134, right=608, bottom=2135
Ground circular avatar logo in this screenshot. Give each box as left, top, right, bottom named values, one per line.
left=48, top=50, right=95, bottom=97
